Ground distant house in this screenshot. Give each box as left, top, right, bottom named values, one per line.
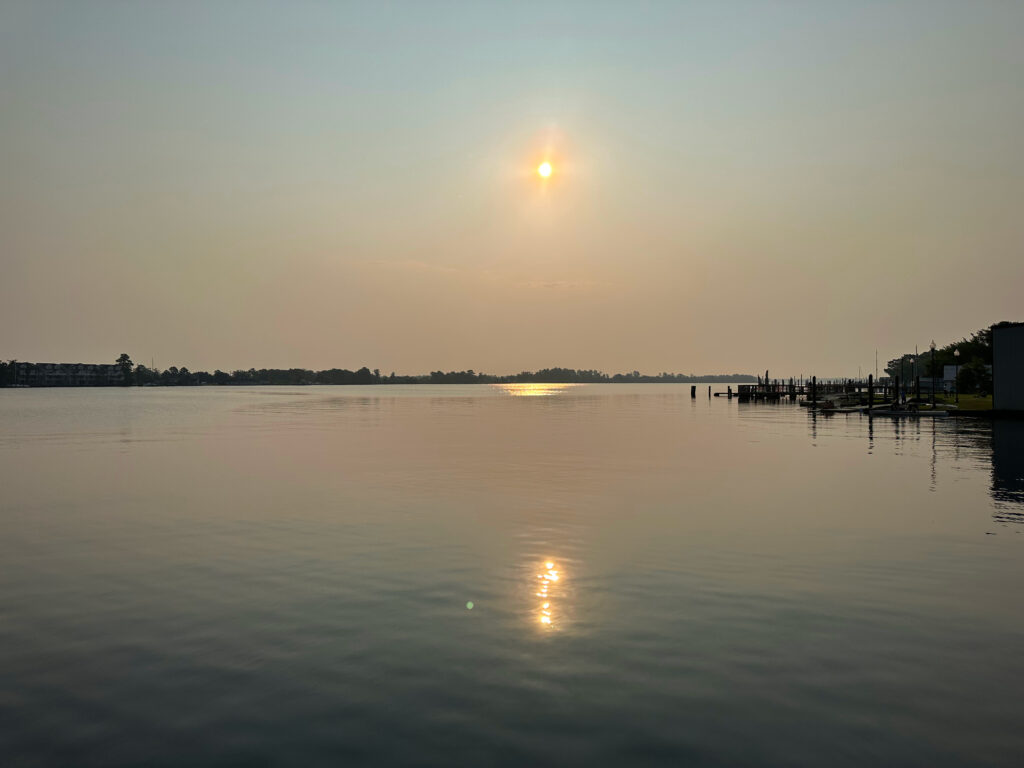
left=993, top=324, right=1024, bottom=411
left=12, top=362, right=124, bottom=387
left=942, top=363, right=992, bottom=393
left=942, top=365, right=958, bottom=391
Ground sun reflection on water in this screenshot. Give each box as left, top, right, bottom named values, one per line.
left=535, top=560, right=563, bottom=629
left=497, top=383, right=582, bottom=397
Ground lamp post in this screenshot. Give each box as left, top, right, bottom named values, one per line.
left=954, top=348, right=960, bottom=404
left=929, top=340, right=936, bottom=408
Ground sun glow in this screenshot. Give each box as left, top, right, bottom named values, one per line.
left=534, top=559, right=565, bottom=629
left=537, top=161, right=552, bottom=178
left=497, top=383, right=580, bottom=397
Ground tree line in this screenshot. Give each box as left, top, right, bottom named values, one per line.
left=0, top=357, right=755, bottom=387
left=129, top=362, right=756, bottom=386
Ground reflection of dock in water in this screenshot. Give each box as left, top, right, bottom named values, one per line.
left=992, top=420, right=1024, bottom=523
left=862, top=414, right=1024, bottom=527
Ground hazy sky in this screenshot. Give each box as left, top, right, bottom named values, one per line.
left=2, top=1, right=1022, bottom=376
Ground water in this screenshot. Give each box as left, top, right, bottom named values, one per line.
left=1, top=384, right=1022, bottom=767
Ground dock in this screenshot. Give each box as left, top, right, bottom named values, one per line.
left=734, top=373, right=909, bottom=407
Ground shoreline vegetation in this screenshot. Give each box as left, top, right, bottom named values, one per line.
left=884, top=321, right=1022, bottom=397
left=0, top=360, right=756, bottom=388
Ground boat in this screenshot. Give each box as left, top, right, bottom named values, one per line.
left=802, top=392, right=864, bottom=409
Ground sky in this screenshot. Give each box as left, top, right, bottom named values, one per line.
left=2, top=1, right=1022, bottom=377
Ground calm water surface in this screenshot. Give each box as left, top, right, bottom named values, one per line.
left=1, top=385, right=1022, bottom=767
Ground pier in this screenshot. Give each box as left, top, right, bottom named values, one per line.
left=735, top=373, right=901, bottom=406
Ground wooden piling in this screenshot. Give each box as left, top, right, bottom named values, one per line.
left=691, top=385, right=696, bottom=398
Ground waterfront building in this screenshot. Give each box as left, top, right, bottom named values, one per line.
left=993, top=324, right=1024, bottom=411
left=12, top=362, right=125, bottom=387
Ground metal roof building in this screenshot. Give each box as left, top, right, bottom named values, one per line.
left=993, top=324, right=1024, bottom=411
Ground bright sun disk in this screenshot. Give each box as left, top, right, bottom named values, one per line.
left=538, top=162, right=552, bottom=178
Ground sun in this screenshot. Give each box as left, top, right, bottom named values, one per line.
left=537, top=161, right=552, bottom=178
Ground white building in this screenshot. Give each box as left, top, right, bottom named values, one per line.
left=942, top=365, right=958, bottom=390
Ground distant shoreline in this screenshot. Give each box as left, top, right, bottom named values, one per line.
left=4, top=379, right=756, bottom=389
left=1, top=361, right=756, bottom=388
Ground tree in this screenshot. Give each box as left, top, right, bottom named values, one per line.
left=116, top=353, right=133, bottom=386
left=957, top=358, right=992, bottom=396
left=160, top=366, right=179, bottom=385
left=133, top=364, right=159, bottom=386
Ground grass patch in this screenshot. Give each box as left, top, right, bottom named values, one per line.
left=935, top=393, right=992, bottom=411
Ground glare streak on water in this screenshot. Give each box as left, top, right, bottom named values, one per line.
left=0, top=384, right=1022, bottom=767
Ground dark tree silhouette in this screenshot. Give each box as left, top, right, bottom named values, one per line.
left=958, top=359, right=993, bottom=395
left=115, top=354, right=133, bottom=385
